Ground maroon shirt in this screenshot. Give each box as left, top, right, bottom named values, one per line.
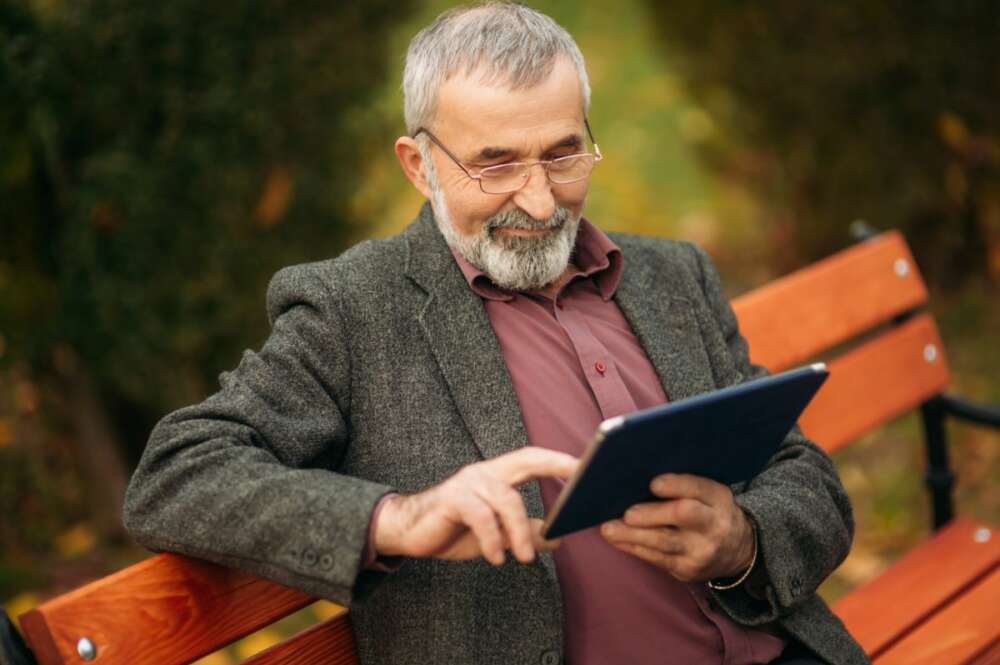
left=448, top=218, right=786, bottom=665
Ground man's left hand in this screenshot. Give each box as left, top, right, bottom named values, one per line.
left=600, top=473, right=755, bottom=583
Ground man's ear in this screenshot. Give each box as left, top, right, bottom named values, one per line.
left=395, top=136, right=433, bottom=200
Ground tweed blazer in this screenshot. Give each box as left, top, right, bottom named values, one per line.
left=123, top=203, right=869, bottom=665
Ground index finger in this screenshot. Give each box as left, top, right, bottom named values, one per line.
left=649, top=473, right=727, bottom=507
left=487, top=446, right=579, bottom=486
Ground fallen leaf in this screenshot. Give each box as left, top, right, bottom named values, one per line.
left=0, top=418, right=13, bottom=448
left=56, top=524, right=97, bottom=558
left=235, top=629, right=283, bottom=659
left=254, top=166, right=294, bottom=228
left=312, top=600, right=347, bottom=621
left=939, top=112, right=970, bottom=151
left=3, top=592, right=38, bottom=619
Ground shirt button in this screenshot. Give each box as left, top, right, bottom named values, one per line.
left=540, top=649, right=560, bottom=665
left=595, top=361, right=607, bottom=374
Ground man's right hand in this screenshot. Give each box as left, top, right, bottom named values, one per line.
left=373, top=447, right=579, bottom=566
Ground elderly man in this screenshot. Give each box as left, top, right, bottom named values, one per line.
left=124, top=3, right=868, bottom=664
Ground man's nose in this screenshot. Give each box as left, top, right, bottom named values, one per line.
left=512, top=163, right=556, bottom=222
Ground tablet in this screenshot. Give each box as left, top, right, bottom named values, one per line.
left=542, top=363, right=829, bottom=539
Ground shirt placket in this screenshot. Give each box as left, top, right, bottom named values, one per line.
left=552, top=294, right=638, bottom=420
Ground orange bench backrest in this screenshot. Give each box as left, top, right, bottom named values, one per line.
left=732, top=230, right=951, bottom=453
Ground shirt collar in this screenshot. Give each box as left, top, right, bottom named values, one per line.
left=449, top=217, right=624, bottom=302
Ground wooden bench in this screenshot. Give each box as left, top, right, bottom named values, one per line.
left=731, top=228, right=1000, bottom=664
left=3, top=230, right=998, bottom=665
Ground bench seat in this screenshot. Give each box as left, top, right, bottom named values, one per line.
left=833, top=517, right=1000, bottom=659
left=874, top=563, right=1000, bottom=664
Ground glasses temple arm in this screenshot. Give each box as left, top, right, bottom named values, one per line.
left=584, top=117, right=602, bottom=160
left=412, top=127, right=479, bottom=179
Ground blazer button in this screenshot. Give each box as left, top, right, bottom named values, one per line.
left=320, top=553, right=334, bottom=570
left=303, top=549, right=318, bottom=567
left=540, top=649, right=560, bottom=665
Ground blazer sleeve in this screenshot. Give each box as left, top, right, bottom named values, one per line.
left=688, top=243, right=855, bottom=626
left=122, top=263, right=395, bottom=606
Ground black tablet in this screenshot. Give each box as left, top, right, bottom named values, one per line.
left=542, top=363, right=829, bottom=539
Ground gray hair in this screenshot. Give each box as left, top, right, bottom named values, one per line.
left=403, top=1, right=592, bottom=135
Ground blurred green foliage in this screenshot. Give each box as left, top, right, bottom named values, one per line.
left=643, top=0, right=1000, bottom=284
left=1, top=0, right=414, bottom=454
left=1, top=0, right=997, bottom=621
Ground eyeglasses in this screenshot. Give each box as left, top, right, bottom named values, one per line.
left=412, top=119, right=603, bottom=195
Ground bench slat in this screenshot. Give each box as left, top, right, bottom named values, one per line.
left=733, top=230, right=928, bottom=373
left=969, top=640, right=1000, bottom=665
left=798, top=314, right=950, bottom=454
left=241, top=612, right=357, bottom=665
left=19, top=553, right=319, bottom=665
left=833, top=518, right=1000, bottom=658
left=873, top=562, right=1000, bottom=665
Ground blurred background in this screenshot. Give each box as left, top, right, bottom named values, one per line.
left=2, top=0, right=997, bottom=660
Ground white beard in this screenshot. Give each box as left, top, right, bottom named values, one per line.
left=430, top=186, right=581, bottom=292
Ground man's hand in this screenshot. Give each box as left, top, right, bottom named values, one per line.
left=600, top=473, right=755, bottom=583
left=374, top=447, right=579, bottom=566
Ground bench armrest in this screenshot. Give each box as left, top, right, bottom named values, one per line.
left=939, top=393, right=1000, bottom=429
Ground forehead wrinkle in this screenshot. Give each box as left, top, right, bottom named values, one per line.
left=427, top=48, right=557, bottom=124
left=428, top=58, right=585, bottom=131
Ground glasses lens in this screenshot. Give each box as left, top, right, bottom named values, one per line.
left=478, top=154, right=597, bottom=193
left=547, top=154, right=595, bottom=184
left=480, top=163, right=528, bottom=194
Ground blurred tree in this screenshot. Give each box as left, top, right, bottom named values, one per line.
left=643, top=1, right=1000, bottom=285
left=0, top=0, right=413, bottom=540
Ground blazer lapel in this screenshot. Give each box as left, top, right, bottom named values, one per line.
left=402, top=205, right=546, bottom=513
left=402, top=206, right=563, bottom=603
left=613, top=250, right=717, bottom=402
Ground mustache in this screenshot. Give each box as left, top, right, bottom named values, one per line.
left=484, top=207, right=570, bottom=235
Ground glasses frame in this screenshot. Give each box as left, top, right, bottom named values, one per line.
left=412, top=118, right=603, bottom=195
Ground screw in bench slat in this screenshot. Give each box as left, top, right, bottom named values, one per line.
left=77, top=637, right=97, bottom=660
left=923, top=344, right=938, bottom=363
left=894, top=258, right=910, bottom=277
left=974, top=527, right=992, bottom=543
